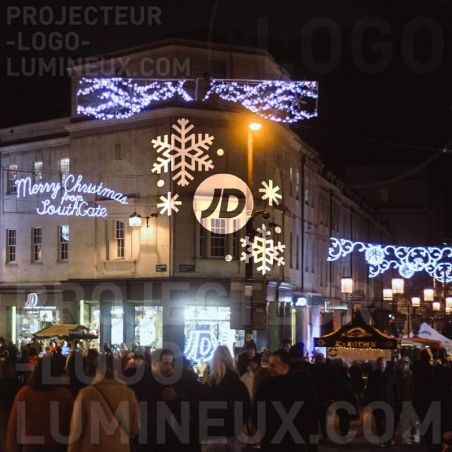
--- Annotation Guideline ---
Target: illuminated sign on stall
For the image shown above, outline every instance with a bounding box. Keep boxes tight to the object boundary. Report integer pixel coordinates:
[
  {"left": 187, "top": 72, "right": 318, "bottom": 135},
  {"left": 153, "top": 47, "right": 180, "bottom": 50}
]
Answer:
[{"left": 16, "top": 174, "right": 128, "bottom": 217}]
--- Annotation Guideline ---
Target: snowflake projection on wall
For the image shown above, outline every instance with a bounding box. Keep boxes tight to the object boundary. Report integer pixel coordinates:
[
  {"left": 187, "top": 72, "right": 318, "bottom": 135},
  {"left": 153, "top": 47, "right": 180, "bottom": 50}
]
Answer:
[
  {"left": 151, "top": 118, "right": 214, "bottom": 187},
  {"left": 204, "top": 80, "right": 318, "bottom": 123},
  {"left": 328, "top": 237, "right": 452, "bottom": 283},
  {"left": 157, "top": 192, "right": 182, "bottom": 216},
  {"left": 77, "top": 78, "right": 192, "bottom": 120},
  {"left": 77, "top": 78, "right": 318, "bottom": 124},
  {"left": 240, "top": 224, "right": 285, "bottom": 275},
  {"left": 259, "top": 180, "right": 282, "bottom": 206}
]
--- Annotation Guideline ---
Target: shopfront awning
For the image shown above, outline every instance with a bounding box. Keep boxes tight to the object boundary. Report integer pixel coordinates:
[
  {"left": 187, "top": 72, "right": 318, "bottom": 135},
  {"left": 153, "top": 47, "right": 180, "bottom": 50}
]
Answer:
[
  {"left": 34, "top": 324, "right": 98, "bottom": 340},
  {"left": 314, "top": 311, "right": 398, "bottom": 350}
]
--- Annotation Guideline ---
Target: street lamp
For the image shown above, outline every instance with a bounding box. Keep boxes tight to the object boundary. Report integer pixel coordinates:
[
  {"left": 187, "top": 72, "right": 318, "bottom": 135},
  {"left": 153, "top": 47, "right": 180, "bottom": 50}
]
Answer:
[
  {"left": 391, "top": 278, "right": 404, "bottom": 313},
  {"left": 129, "top": 212, "right": 142, "bottom": 227},
  {"left": 411, "top": 297, "right": 421, "bottom": 308},
  {"left": 424, "top": 288, "right": 434, "bottom": 302},
  {"left": 245, "top": 121, "right": 262, "bottom": 281},
  {"left": 341, "top": 277, "right": 353, "bottom": 319},
  {"left": 446, "top": 297, "right": 452, "bottom": 310},
  {"left": 433, "top": 302, "right": 441, "bottom": 312},
  {"left": 407, "top": 297, "right": 421, "bottom": 338}
]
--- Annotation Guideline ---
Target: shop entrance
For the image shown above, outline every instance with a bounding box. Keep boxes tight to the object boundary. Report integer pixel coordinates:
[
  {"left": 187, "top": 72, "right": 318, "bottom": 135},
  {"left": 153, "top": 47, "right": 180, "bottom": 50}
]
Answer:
[{"left": 15, "top": 307, "right": 58, "bottom": 345}]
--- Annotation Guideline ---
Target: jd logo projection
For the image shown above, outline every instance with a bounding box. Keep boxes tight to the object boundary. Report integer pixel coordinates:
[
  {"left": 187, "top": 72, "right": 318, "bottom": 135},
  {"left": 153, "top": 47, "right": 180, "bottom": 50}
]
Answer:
[{"left": 15, "top": 174, "right": 128, "bottom": 217}]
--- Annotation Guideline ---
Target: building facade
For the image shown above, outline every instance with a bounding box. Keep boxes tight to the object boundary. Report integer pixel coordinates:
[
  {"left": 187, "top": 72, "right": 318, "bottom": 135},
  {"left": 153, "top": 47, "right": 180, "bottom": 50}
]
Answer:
[{"left": 0, "top": 40, "right": 391, "bottom": 359}]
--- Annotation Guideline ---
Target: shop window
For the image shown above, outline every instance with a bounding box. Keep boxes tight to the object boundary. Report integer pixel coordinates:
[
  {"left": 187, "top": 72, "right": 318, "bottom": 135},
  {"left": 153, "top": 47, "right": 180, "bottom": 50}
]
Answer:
[
  {"left": 115, "top": 220, "right": 125, "bottom": 259},
  {"left": 111, "top": 306, "right": 124, "bottom": 345},
  {"left": 59, "top": 225, "right": 69, "bottom": 261},
  {"left": 16, "top": 306, "right": 58, "bottom": 344},
  {"left": 6, "top": 229, "right": 16, "bottom": 263},
  {"left": 31, "top": 227, "right": 42, "bottom": 262},
  {"left": 7, "top": 164, "right": 17, "bottom": 194},
  {"left": 33, "top": 161, "right": 43, "bottom": 183},
  {"left": 59, "top": 157, "right": 70, "bottom": 184},
  {"left": 210, "top": 218, "right": 226, "bottom": 257},
  {"left": 134, "top": 305, "right": 163, "bottom": 347}
]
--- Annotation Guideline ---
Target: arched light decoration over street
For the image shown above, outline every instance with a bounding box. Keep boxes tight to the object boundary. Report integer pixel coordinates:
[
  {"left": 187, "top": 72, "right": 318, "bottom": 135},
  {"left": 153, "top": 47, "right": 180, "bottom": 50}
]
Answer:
[
  {"left": 424, "top": 288, "right": 434, "bottom": 302},
  {"left": 411, "top": 297, "right": 421, "bottom": 308},
  {"left": 77, "top": 78, "right": 318, "bottom": 123},
  {"left": 327, "top": 237, "right": 452, "bottom": 284}
]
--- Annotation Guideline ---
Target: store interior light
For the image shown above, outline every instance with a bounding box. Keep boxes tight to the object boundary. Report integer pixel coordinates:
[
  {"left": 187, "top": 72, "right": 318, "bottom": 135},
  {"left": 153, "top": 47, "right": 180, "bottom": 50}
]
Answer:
[
  {"left": 392, "top": 278, "right": 404, "bottom": 294},
  {"left": 424, "top": 288, "right": 434, "bottom": 302},
  {"left": 411, "top": 297, "right": 421, "bottom": 308},
  {"left": 295, "top": 297, "right": 307, "bottom": 307},
  {"left": 383, "top": 288, "right": 393, "bottom": 301},
  {"left": 432, "top": 301, "right": 441, "bottom": 312}
]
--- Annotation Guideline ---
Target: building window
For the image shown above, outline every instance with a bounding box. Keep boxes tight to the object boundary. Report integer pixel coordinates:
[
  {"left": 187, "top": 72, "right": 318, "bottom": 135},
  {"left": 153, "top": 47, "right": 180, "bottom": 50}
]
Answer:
[
  {"left": 6, "top": 229, "right": 16, "bottom": 263},
  {"left": 7, "top": 164, "right": 17, "bottom": 194},
  {"left": 289, "top": 167, "right": 293, "bottom": 197},
  {"left": 115, "top": 220, "right": 125, "bottom": 259},
  {"left": 290, "top": 232, "right": 293, "bottom": 269},
  {"left": 199, "top": 222, "right": 206, "bottom": 258},
  {"left": 33, "top": 161, "right": 43, "bottom": 183},
  {"left": 210, "top": 219, "right": 226, "bottom": 257},
  {"left": 59, "top": 157, "right": 70, "bottom": 184},
  {"left": 32, "top": 227, "right": 42, "bottom": 262},
  {"left": 59, "top": 225, "right": 69, "bottom": 261},
  {"left": 296, "top": 170, "right": 300, "bottom": 200},
  {"left": 296, "top": 234, "right": 300, "bottom": 270},
  {"left": 231, "top": 219, "right": 240, "bottom": 258}
]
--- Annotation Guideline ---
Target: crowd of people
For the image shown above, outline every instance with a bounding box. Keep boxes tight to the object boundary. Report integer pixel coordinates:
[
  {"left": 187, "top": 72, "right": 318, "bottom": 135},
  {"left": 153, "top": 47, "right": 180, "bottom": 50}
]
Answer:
[{"left": 1, "top": 335, "right": 452, "bottom": 452}]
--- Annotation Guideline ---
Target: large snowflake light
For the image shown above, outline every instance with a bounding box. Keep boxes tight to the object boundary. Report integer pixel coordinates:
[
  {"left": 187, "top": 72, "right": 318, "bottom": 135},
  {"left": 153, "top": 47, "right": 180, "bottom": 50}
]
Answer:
[
  {"left": 76, "top": 78, "right": 318, "bottom": 124},
  {"left": 77, "top": 78, "right": 192, "bottom": 120},
  {"left": 259, "top": 180, "right": 282, "bottom": 206},
  {"left": 204, "top": 80, "right": 318, "bottom": 123},
  {"left": 151, "top": 118, "right": 214, "bottom": 187},
  {"left": 328, "top": 237, "right": 452, "bottom": 283},
  {"left": 241, "top": 224, "right": 285, "bottom": 275},
  {"left": 157, "top": 192, "right": 182, "bottom": 216}
]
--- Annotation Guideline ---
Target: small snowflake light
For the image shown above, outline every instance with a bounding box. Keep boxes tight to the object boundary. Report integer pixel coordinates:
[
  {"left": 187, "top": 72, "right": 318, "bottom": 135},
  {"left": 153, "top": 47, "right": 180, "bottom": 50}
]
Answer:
[
  {"left": 259, "top": 180, "right": 282, "bottom": 206},
  {"left": 157, "top": 192, "right": 182, "bottom": 216},
  {"left": 151, "top": 118, "right": 214, "bottom": 187},
  {"left": 240, "top": 223, "right": 285, "bottom": 275}
]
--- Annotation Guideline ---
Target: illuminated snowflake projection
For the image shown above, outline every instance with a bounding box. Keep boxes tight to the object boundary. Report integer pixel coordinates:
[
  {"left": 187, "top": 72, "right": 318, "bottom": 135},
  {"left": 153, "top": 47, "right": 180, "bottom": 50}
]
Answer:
[
  {"left": 204, "top": 80, "right": 318, "bottom": 123},
  {"left": 151, "top": 118, "right": 214, "bottom": 187},
  {"left": 328, "top": 237, "right": 452, "bottom": 283},
  {"left": 240, "top": 224, "right": 285, "bottom": 275},
  {"left": 157, "top": 192, "right": 182, "bottom": 216},
  {"left": 259, "top": 180, "right": 282, "bottom": 206},
  {"left": 77, "top": 78, "right": 192, "bottom": 120}
]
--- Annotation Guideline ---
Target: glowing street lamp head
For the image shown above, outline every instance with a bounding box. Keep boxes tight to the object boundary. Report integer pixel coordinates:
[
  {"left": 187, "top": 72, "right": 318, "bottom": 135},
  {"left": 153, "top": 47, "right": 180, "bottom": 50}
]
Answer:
[
  {"left": 411, "top": 297, "right": 421, "bottom": 308},
  {"left": 432, "top": 301, "right": 441, "bottom": 312},
  {"left": 383, "top": 289, "right": 393, "bottom": 301},
  {"left": 423, "top": 288, "right": 434, "bottom": 302},
  {"left": 341, "top": 277, "right": 353, "bottom": 294},
  {"left": 392, "top": 278, "right": 404, "bottom": 295},
  {"left": 249, "top": 122, "right": 262, "bottom": 131}
]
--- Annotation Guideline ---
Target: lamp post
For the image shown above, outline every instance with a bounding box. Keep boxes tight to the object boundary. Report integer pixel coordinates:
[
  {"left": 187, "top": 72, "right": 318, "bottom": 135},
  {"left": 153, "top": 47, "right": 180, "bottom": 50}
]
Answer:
[
  {"left": 245, "top": 121, "right": 262, "bottom": 281},
  {"left": 408, "top": 297, "right": 421, "bottom": 338},
  {"left": 341, "top": 277, "right": 353, "bottom": 320},
  {"left": 383, "top": 288, "right": 393, "bottom": 309}
]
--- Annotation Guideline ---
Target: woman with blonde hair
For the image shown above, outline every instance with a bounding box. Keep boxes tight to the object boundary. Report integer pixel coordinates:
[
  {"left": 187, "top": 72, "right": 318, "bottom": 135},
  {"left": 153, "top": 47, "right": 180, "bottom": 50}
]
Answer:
[{"left": 202, "top": 345, "right": 250, "bottom": 452}]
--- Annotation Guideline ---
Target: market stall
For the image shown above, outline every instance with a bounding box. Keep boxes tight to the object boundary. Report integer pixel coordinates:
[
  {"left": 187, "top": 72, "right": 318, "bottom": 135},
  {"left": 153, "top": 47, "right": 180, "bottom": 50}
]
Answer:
[
  {"left": 314, "top": 312, "right": 398, "bottom": 361},
  {"left": 34, "top": 324, "right": 98, "bottom": 341}
]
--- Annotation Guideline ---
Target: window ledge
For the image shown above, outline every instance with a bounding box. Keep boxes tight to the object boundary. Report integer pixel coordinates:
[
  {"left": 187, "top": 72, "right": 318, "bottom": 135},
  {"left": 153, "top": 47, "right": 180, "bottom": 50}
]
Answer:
[{"left": 5, "top": 262, "right": 17, "bottom": 266}]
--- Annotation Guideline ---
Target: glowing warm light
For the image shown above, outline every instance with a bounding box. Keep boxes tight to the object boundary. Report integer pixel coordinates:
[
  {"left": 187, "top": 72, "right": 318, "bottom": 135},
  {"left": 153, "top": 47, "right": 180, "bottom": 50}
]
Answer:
[
  {"left": 327, "top": 237, "right": 452, "bottom": 284},
  {"left": 249, "top": 122, "right": 262, "bottom": 131},
  {"left": 411, "top": 297, "right": 421, "bottom": 307},
  {"left": 424, "top": 289, "right": 434, "bottom": 302},
  {"left": 446, "top": 297, "right": 452, "bottom": 308},
  {"left": 383, "top": 289, "right": 393, "bottom": 300},
  {"left": 341, "top": 277, "right": 353, "bottom": 294},
  {"left": 128, "top": 212, "right": 142, "bottom": 227},
  {"left": 392, "top": 278, "right": 404, "bottom": 294},
  {"left": 433, "top": 302, "right": 441, "bottom": 311}
]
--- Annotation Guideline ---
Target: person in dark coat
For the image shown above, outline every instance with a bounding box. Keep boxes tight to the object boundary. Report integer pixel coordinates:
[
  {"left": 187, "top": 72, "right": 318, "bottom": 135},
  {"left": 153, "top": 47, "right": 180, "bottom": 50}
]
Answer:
[
  {"left": 253, "top": 349, "right": 318, "bottom": 451},
  {"left": 237, "top": 341, "right": 257, "bottom": 376},
  {"left": 201, "top": 345, "right": 250, "bottom": 451},
  {"left": 365, "top": 357, "right": 400, "bottom": 446}
]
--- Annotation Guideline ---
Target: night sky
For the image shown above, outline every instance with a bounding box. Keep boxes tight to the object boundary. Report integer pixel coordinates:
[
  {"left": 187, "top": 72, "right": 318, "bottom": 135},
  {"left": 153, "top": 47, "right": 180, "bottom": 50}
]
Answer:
[{"left": 2, "top": 0, "right": 452, "bottom": 237}]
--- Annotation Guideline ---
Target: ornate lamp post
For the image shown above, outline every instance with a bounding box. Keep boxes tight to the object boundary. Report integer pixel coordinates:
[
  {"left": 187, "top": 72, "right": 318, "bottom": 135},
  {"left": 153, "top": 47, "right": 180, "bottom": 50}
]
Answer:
[{"left": 341, "top": 277, "right": 353, "bottom": 320}]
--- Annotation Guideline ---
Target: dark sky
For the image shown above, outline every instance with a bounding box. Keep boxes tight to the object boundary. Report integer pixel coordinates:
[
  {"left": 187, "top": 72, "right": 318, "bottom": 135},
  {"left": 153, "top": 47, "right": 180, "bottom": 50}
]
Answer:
[{"left": 2, "top": 0, "right": 452, "bottom": 235}]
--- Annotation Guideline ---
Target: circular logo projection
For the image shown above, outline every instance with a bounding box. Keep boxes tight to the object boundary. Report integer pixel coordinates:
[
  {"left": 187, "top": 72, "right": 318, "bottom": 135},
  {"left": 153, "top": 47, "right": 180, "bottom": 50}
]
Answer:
[{"left": 193, "top": 174, "right": 253, "bottom": 233}]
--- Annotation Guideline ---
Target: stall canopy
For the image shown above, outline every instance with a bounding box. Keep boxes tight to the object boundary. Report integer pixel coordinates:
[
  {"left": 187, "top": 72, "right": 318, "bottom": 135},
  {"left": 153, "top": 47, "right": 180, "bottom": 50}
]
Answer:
[
  {"left": 314, "top": 311, "right": 398, "bottom": 350},
  {"left": 34, "top": 324, "right": 98, "bottom": 340},
  {"left": 401, "top": 336, "right": 443, "bottom": 349},
  {"left": 405, "top": 322, "right": 452, "bottom": 353}
]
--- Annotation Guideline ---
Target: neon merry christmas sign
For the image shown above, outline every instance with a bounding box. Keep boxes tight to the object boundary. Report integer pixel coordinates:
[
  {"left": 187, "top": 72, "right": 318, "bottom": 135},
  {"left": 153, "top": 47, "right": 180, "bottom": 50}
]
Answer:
[
  {"left": 328, "top": 237, "right": 452, "bottom": 284},
  {"left": 16, "top": 174, "right": 128, "bottom": 218}
]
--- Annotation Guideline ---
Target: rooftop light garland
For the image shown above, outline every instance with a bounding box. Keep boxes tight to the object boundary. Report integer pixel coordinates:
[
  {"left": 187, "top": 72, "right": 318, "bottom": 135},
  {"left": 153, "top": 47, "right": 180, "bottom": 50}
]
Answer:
[
  {"left": 203, "top": 80, "right": 318, "bottom": 123},
  {"left": 328, "top": 237, "right": 452, "bottom": 284},
  {"left": 76, "top": 78, "right": 192, "bottom": 120},
  {"left": 76, "top": 78, "right": 318, "bottom": 123}
]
